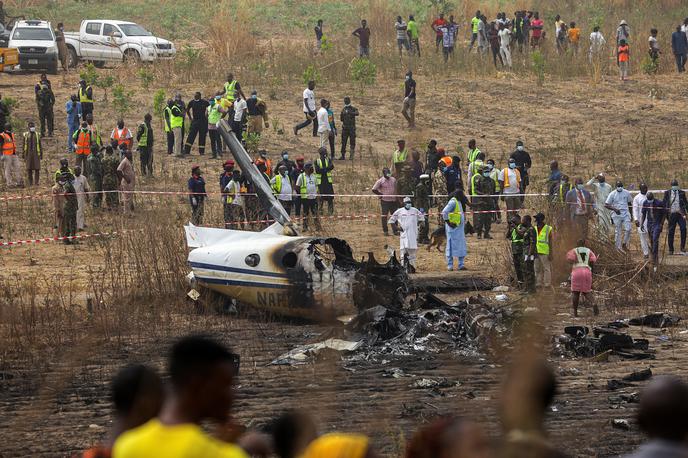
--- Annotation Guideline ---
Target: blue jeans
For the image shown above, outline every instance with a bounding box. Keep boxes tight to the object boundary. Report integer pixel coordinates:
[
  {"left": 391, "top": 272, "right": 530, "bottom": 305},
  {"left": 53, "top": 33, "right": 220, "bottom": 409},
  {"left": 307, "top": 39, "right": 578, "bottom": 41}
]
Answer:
[
  {"left": 447, "top": 256, "right": 465, "bottom": 269},
  {"left": 67, "top": 122, "right": 78, "bottom": 152}
]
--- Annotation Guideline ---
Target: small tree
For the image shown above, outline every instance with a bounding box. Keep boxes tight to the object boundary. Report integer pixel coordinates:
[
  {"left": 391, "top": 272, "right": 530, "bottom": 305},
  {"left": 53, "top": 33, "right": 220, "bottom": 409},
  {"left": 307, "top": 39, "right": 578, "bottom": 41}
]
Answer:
[
  {"left": 349, "top": 57, "right": 377, "bottom": 93},
  {"left": 137, "top": 67, "right": 155, "bottom": 90},
  {"left": 96, "top": 74, "right": 115, "bottom": 102},
  {"left": 79, "top": 63, "right": 98, "bottom": 86},
  {"left": 531, "top": 50, "right": 545, "bottom": 86},
  {"left": 242, "top": 131, "right": 261, "bottom": 155},
  {"left": 112, "top": 83, "right": 134, "bottom": 119},
  {"left": 302, "top": 64, "right": 321, "bottom": 85},
  {"left": 153, "top": 89, "right": 167, "bottom": 127}
]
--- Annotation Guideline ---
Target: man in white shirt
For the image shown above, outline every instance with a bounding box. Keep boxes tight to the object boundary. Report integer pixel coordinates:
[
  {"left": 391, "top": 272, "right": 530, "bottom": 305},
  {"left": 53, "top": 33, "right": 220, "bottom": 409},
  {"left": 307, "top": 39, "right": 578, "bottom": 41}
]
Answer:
[
  {"left": 293, "top": 80, "right": 317, "bottom": 137},
  {"left": 223, "top": 169, "right": 244, "bottom": 229},
  {"left": 271, "top": 165, "right": 293, "bottom": 215},
  {"left": 388, "top": 197, "right": 425, "bottom": 272},
  {"left": 605, "top": 180, "right": 633, "bottom": 251},
  {"left": 395, "top": 16, "right": 409, "bottom": 56},
  {"left": 632, "top": 183, "right": 650, "bottom": 258},
  {"left": 498, "top": 158, "right": 521, "bottom": 218},
  {"left": 498, "top": 23, "right": 512, "bottom": 67},
  {"left": 72, "top": 165, "right": 90, "bottom": 230},
  {"left": 316, "top": 99, "right": 331, "bottom": 149},
  {"left": 295, "top": 162, "right": 321, "bottom": 231},
  {"left": 587, "top": 174, "right": 612, "bottom": 235},
  {"left": 589, "top": 26, "right": 606, "bottom": 61},
  {"left": 231, "top": 92, "right": 247, "bottom": 140}
]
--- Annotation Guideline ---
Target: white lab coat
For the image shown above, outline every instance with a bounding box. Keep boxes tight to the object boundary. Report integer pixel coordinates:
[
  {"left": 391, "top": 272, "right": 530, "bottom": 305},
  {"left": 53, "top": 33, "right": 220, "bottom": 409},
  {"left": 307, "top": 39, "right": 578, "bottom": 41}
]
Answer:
[
  {"left": 388, "top": 206, "right": 425, "bottom": 250},
  {"left": 73, "top": 174, "right": 90, "bottom": 229}
]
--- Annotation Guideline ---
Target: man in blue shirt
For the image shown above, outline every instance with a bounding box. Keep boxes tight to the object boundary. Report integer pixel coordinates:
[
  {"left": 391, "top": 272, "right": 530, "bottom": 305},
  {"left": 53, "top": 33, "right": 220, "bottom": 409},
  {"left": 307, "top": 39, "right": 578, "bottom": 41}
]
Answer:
[
  {"left": 444, "top": 156, "right": 463, "bottom": 193},
  {"left": 671, "top": 25, "right": 688, "bottom": 72},
  {"left": 188, "top": 165, "right": 207, "bottom": 226},
  {"left": 641, "top": 191, "right": 666, "bottom": 265},
  {"left": 66, "top": 94, "right": 81, "bottom": 153}
]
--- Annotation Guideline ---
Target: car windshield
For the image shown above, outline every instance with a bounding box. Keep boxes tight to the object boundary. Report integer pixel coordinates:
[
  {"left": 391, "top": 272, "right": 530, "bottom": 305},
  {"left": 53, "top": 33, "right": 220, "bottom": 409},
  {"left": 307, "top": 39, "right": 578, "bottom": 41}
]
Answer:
[
  {"left": 118, "top": 24, "right": 151, "bottom": 37},
  {"left": 12, "top": 27, "right": 54, "bottom": 41}
]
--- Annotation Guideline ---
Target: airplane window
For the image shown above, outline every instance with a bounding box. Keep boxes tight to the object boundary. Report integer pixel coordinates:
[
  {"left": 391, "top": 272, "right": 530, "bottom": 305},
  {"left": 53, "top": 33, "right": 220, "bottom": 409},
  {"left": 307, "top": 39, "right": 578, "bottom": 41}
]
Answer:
[
  {"left": 245, "top": 254, "right": 260, "bottom": 267},
  {"left": 282, "top": 252, "right": 297, "bottom": 268}
]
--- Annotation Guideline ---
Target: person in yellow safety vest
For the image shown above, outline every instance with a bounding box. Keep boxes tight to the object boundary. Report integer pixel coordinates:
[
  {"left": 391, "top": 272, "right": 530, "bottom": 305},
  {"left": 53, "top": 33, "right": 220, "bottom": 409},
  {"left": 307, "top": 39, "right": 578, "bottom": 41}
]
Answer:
[
  {"left": 392, "top": 139, "right": 409, "bottom": 176},
  {"left": 72, "top": 121, "right": 92, "bottom": 174},
  {"left": 315, "top": 147, "right": 335, "bottom": 215},
  {"left": 467, "top": 151, "right": 485, "bottom": 182},
  {"left": 468, "top": 10, "right": 482, "bottom": 51},
  {"left": 296, "top": 162, "right": 321, "bottom": 231},
  {"left": 170, "top": 98, "right": 185, "bottom": 158},
  {"left": 222, "top": 73, "right": 245, "bottom": 107},
  {"left": 84, "top": 113, "right": 102, "bottom": 149},
  {"left": 136, "top": 113, "right": 154, "bottom": 176},
  {"left": 270, "top": 165, "right": 293, "bottom": 215},
  {"left": 1, "top": 123, "right": 21, "bottom": 187},
  {"left": 556, "top": 175, "right": 573, "bottom": 203},
  {"left": 466, "top": 138, "right": 481, "bottom": 165},
  {"left": 163, "top": 99, "right": 174, "bottom": 155},
  {"left": 486, "top": 159, "right": 501, "bottom": 223},
  {"left": 442, "top": 189, "right": 468, "bottom": 271},
  {"left": 506, "top": 214, "right": 524, "bottom": 287},
  {"left": 78, "top": 79, "right": 94, "bottom": 120},
  {"left": 534, "top": 212, "right": 553, "bottom": 288},
  {"left": 23, "top": 121, "right": 42, "bottom": 186}
]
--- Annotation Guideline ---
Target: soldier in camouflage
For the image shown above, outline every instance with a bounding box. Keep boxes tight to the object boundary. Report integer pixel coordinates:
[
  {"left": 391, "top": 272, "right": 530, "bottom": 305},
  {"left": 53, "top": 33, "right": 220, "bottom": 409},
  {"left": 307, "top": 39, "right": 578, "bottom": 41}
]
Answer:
[
  {"left": 414, "top": 173, "right": 432, "bottom": 243},
  {"left": 88, "top": 145, "right": 104, "bottom": 208},
  {"left": 101, "top": 145, "right": 120, "bottom": 210}
]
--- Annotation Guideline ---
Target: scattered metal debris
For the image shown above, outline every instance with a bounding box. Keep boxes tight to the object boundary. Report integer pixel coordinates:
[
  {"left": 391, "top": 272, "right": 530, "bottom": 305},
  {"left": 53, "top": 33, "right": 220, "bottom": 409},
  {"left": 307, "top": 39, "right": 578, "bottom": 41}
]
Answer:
[
  {"left": 612, "top": 419, "right": 631, "bottom": 431},
  {"left": 270, "top": 338, "right": 362, "bottom": 365},
  {"left": 629, "top": 313, "right": 681, "bottom": 328},
  {"left": 553, "top": 326, "right": 655, "bottom": 360}
]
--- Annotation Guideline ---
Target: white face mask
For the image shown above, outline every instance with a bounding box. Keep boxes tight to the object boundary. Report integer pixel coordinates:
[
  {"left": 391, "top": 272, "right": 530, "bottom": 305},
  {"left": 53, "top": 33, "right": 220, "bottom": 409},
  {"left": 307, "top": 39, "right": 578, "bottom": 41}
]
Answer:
[
  {"left": 617, "top": 187, "right": 623, "bottom": 192},
  {"left": 517, "top": 145, "right": 524, "bottom": 151},
  {"left": 508, "top": 162, "right": 516, "bottom": 169},
  {"left": 404, "top": 203, "right": 412, "bottom": 210},
  {"left": 29, "top": 127, "right": 36, "bottom": 132}
]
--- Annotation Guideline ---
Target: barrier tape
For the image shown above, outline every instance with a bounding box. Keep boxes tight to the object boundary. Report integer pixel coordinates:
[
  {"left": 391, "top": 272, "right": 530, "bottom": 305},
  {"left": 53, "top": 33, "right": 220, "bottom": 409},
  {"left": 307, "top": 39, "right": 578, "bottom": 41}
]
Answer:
[{"left": 0, "top": 230, "right": 131, "bottom": 247}]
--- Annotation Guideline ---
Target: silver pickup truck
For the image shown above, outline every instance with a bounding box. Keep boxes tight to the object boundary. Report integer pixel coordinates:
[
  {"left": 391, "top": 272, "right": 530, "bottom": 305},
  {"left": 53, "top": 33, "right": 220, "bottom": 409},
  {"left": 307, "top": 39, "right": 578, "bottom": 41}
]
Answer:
[{"left": 64, "top": 19, "right": 176, "bottom": 67}]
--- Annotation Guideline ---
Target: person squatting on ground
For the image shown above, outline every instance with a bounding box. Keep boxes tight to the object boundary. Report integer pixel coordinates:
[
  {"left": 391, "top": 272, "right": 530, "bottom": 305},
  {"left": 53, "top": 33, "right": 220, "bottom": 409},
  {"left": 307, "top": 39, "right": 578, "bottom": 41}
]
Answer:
[
  {"left": 566, "top": 239, "right": 598, "bottom": 317},
  {"left": 388, "top": 197, "right": 425, "bottom": 273}
]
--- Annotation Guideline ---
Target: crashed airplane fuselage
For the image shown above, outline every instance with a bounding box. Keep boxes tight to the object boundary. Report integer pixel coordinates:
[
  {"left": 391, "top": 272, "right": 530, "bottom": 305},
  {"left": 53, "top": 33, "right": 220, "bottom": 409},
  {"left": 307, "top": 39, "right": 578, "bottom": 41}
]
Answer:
[{"left": 184, "top": 122, "right": 407, "bottom": 319}]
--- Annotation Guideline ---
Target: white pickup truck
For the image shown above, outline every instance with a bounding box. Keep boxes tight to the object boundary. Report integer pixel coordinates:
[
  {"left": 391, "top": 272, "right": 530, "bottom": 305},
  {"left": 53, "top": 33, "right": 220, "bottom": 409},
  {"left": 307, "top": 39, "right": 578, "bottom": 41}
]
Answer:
[{"left": 64, "top": 19, "right": 176, "bottom": 67}]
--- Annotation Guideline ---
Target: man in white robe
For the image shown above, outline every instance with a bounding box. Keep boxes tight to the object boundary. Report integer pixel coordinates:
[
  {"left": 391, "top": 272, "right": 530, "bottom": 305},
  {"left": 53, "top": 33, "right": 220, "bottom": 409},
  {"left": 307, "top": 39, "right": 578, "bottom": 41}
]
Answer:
[{"left": 388, "top": 197, "right": 425, "bottom": 272}]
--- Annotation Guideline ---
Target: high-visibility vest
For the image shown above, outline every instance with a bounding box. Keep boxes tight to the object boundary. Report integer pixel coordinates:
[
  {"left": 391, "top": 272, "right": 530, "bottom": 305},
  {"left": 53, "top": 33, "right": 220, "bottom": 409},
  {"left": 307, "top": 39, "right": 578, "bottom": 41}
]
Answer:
[
  {"left": 439, "top": 156, "right": 452, "bottom": 167},
  {"left": 89, "top": 124, "right": 102, "bottom": 147},
  {"left": 536, "top": 224, "right": 552, "bottom": 255},
  {"left": 393, "top": 148, "right": 408, "bottom": 164},
  {"left": 113, "top": 127, "right": 132, "bottom": 149},
  {"left": 163, "top": 106, "right": 173, "bottom": 132},
  {"left": 573, "top": 246, "right": 592, "bottom": 269},
  {"left": 207, "top": 103, "right": 222, "bottom": 124},
  {"left": 225, "top": 180, "right": 239, "bottom": 204},
  {"left": 471, "top": 17, "right": 480, "bottom": 33},
  {"left": 315, "top": 157, "right": 332, "bottom": 185},
  {"left": 224, "top": 80, "right": 238, "bottom": 102},
  {"left": 74, "top": 129, "right": 92, "bottom": 155},
  {"left": 448, "top": 197, "right": 462, "bottom": 224},
  {"left": 1, "top": 132, "right": 16, "bottom": 155},
  {"left": 558, "top": 182, "right": 572, "bottom": 203},
  {"left": 272, "top": 174, "right": 291, "bottom": 194},
  {"left": 170, "top": 106, "right": 184, "bottom": 129},
  {"left": 137, "top": 123, "right": 149, "bottom": 148},
  {"left": 23, "top": 131, "right": 41, "bottom": 156},
  {"left": 467, "top": 147, "right": 481, "bottom": 163},
  {"left": 299, "top": 172, "right": 315, "bottom": 198},
  {"left": 470, "top": 173, "right": 480, "bottom": 195},
  {"left": 511, "top": 225, "right": 524, "bottom": 244},
  {"left": 502, "top": 167, "right": 521, "bottom": 188},
  {"left": 79, "top": 86, "right": 93, "bottom": 103}
]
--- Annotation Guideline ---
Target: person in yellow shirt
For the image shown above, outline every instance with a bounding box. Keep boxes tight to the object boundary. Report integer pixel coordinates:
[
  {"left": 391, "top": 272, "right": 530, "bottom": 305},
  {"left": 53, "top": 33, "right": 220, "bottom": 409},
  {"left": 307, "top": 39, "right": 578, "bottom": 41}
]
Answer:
[
  {"left": 113, "top": 336, "right": 267, "bottom": 458},
  {"left": 567, "top": 21, "right": 581, "bottom": 54}
]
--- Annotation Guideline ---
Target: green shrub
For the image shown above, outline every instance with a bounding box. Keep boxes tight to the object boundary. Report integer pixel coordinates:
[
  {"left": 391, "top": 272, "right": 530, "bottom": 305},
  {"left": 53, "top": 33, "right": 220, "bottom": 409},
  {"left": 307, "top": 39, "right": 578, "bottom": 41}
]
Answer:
[
  {"left": 532, "top": 51, "right": 545, "bottom": 86},
  {"left": 302, "top": 64, "right": 321, "bottom": 85},
  {"left": 242, "top": 131, "right": 261, "bottom": 155},
  {"left": 137, "top": 67, "right": 155, "bottom": 90},
  {"left": 153, "top": 89, "right": 167, "bottom": 118},
  {"left": 95, "top": 74, "right": 115, "bottom": 102},
  {"left": 112, "top": 83, "right": 134, "bottom": 119},
  {"left": 349, "top": 57, "right": 377, "bottom": 87},
  {"left": 79, "top": 63, "right": 98, "bottom": 86}
]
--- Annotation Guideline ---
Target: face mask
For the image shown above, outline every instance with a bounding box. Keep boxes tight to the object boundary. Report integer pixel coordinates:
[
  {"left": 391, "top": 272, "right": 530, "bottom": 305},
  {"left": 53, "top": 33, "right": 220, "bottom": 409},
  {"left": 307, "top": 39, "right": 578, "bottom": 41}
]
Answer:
[
  {"left": 517, "top": 145, "right": 524, "bottom": 151},
  {"left": 29, "top": 127, "right": 35, "bottom": 132},
  {"left": 617, "top": 187, "right": 623, "bottom": 192},
  {"left": 483, "top": 172, "right": 490, "bottom": 177},
  {"left": 405, "top": 203, "right": 412, "bottom": 210},
  {"left": 576, "top": 184, "right": 584, "bottom": 190},
  {"left": 383, "top": 172, "right": 390, "bottom": 178},
  {"left": 647, "top": 198, "right": 654, "bottom": 202},
  {"left": 282, "top": 154, "right": 289, "bottom": 160},
  {"left": 508, "top": 162, "right": 516, "bottom": 169},
  {"left": 672, "top": 185, "right": 680, "bottom": 191},
  {"left": 406, "top": 75, "right": 411, "bottom": 80},
  {"left": 487, "top": 163, "right": 494, "bottom": 170},
  {"left": 251, "top": 95, "right": 257, "bottom": 100},
  {"left": 281, "top": 171, "right": 287, "bottom": 177}
]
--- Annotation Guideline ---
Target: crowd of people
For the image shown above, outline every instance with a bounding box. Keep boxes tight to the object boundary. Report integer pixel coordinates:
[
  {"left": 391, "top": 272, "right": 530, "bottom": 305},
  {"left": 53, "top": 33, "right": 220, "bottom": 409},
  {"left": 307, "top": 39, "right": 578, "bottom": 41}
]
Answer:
[{"left": 74, "top": 334, "right": 688, "bottom": 458}]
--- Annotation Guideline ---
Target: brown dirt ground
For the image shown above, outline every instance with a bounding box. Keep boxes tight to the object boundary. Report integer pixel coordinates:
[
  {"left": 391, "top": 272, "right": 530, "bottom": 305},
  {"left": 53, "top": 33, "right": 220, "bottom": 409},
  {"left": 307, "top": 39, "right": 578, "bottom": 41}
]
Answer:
[{"left": 2, "top": 66, "right": 688, "bottom": 457}]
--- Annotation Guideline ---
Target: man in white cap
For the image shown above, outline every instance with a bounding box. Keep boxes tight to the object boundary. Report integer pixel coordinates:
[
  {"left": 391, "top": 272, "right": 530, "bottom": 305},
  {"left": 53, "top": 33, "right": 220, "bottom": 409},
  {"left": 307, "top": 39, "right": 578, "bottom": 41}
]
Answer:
[{"left": 388, "top": 196, "right": 425, "bottom": 272}]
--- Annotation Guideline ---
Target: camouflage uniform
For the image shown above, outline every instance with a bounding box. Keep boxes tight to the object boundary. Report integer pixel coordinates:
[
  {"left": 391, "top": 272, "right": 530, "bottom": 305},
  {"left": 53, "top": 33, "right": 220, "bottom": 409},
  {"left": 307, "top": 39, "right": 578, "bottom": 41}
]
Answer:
[
  {"left": 471, "top": 173, "right": 496, "bottom": 238},
  {"left": 414, "top": 179, "right": 431, "bottom": 242},
  {"left": 102, "top": 151, "right": 120, "bottom": 210},
  {"left": 87, "top": 149, "right": 103, "bottom": 208},
  {"left": 396, "top": 165, "right": 415, "bottom": 200},
  {"left": 432, "top": 168, "right": 447, "bottom": 225},
  {"left": 35, "top": 82, "right": 55, "bottom": 137},
  {"left": 62, "top": 179, "right": 78, "bottom": 242}
]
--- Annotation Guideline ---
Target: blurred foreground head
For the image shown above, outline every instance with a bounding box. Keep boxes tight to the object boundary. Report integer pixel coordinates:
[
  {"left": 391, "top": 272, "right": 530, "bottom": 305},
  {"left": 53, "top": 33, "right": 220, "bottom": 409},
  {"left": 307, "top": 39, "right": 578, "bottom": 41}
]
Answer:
[
  {"left": 110, "top": 364, "right": 164, "bottom": 443},
  {"left": 638, "top": 376, "right": 688, "bottom": 442},
  {"left": 302, "top": 433, "right": 377, "bottom": 458},
  {"left": 267, "top": 410, "right": 318, "bottom": 458},
  {"left": 405, "top": 416, "right": 491, "bottom": 458}
]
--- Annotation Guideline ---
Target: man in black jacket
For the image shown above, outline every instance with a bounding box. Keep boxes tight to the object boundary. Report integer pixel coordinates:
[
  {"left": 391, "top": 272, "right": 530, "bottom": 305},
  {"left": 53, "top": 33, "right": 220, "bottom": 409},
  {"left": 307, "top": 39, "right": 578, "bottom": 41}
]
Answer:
[
  {"left": 339, "top": 96, "right": 358, "bottom": 160},
  {"left": 663, "top": 179, "right": 688, "bottom": 255},
  {"left": 509, "top": 140, "right": 532, "bottom": 205}
]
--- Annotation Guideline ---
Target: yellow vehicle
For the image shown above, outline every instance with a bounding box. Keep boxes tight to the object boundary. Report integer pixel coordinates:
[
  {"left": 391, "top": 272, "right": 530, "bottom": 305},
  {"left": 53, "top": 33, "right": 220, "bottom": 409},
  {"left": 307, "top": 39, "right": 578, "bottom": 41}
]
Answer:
[{"left": 0, "top": 47, "right": 18, "bottom": 71}]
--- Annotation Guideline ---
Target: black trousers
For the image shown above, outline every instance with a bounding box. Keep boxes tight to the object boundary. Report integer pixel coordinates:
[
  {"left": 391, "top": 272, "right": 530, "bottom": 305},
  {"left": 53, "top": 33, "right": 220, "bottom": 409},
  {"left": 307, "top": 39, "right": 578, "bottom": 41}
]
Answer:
[
  {"left": 38, "top": 105, "right": 54, "bottom": 135},
  {"left": 341, "top": 128, "right": 356, "bottom": 159},
  {"left": 381, "top": 200, "right": 399, "bottom": 234},
  {"left": 209, "top": 129, "right": 222, "bottom": 157},
  {"left": 667, "top": 212, "right": 687, "bottom": 252},
  {"left": 295, "top": 112, "right": 318, "bottom": 136},
  {"left": 184, "top": 121, "right": 207, "bottom": 155},
  {"left": 166, "top": 131, "right": 174, "bottom": 154},
  {"left": 279, "top": 199, "right": 292, "bottom": 215},
  {"left": 293, "top": 195, "right": 302, "bottom": 216},
  {"left": 231, "top": 119, "right": 245, "bottom": 142},
  {"left": 139, "top": 146, "right": 153, "bottom": 176},
  {"left": 302, "top": 198, "right": 320, "bottom": 230},
  {"left": 81, "top": 102, "right": 93, "bottom": 121}
]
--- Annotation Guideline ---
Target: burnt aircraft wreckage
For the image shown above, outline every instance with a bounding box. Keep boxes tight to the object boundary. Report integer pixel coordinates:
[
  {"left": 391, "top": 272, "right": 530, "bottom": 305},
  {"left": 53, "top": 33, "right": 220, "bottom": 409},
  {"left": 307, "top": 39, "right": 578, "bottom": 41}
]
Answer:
[{"left": 185, "top": 120, "right": 492, "bottom": 319}]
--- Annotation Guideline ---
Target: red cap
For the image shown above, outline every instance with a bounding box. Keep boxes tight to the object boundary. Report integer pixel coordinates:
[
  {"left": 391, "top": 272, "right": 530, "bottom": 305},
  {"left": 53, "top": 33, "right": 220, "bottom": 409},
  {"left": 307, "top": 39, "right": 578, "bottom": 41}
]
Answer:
[
  {"left": 438, "top": 147, "right": 445, "bottom": 153},
  {"left": 296, "top": 155, "right": 305, "bottom": 161},
  {"left": 223, "top": 160, "right": 235, "bottom": 167}
]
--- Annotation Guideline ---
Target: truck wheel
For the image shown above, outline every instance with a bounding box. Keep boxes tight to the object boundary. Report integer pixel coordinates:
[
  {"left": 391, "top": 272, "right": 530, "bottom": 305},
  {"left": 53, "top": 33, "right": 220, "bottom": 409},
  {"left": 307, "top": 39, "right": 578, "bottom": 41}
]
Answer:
[
  {"left": 67, "top": 47, "right": 78, "bottom": 68},
  {"left": 123, "top": 49, "right": 140, "bottom": 64},
  {"left": 93, "top": 61, "right": 105, "bottom": 68}
]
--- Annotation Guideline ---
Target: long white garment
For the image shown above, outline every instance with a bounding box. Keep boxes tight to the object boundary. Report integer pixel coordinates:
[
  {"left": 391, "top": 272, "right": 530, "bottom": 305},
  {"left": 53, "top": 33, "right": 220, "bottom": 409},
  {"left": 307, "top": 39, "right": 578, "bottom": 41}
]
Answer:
[
  {"left": 73, "top": 174, "right": 90, "bottom": 229},
  {"left": 633, "top": 193, "right": 650, "bottom": 256},
  {"left": 587, "top": 179, "right": 612, "bottom": 233},
  {"left": 388, "top": 206, "right": 425, "bottom": 250}
]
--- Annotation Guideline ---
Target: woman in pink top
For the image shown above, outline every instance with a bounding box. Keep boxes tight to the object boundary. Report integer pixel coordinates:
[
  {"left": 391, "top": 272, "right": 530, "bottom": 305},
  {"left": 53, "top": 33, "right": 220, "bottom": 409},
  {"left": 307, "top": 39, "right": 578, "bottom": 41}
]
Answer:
[{"left": 566, "top": 239, "right": 598, "bottom": 317}]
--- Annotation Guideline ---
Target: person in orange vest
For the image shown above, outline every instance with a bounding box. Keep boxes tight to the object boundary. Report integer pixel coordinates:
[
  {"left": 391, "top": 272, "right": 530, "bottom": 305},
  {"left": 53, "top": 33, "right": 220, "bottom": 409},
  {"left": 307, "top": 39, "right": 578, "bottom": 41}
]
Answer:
[
  {"left": 618, "top": 38, "right": 630, "bottom": 81},
  {"left": 0, "top": 123, "right": 22, "bottom": 187},
  {"left": 110, "top": 120, "right": 133, "bottom": 151},
  {"left": 72, "top": 121, "right": 92, "bottom": 176}
]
